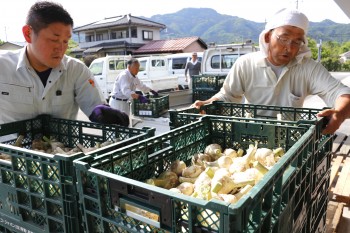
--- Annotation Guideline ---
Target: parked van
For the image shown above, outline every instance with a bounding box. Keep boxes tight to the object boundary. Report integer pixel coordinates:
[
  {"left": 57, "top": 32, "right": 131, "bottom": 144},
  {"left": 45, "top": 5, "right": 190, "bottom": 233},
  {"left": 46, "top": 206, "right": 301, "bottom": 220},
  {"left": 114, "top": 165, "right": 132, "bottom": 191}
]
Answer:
[
  {"left": 89, "top": 55, "right": 131, "bottom": 100},
  {"left": 89, "top": 55, "right": 179, "bottom": 100},
  {"left": 201, "top": 41, "right": 258, "bottom": 75},
  {"left": 138, "top": 56, "right": 178, "bottom": 92},
  {"left": 167, "top": 52, "right": 203, "bottom": 89}
]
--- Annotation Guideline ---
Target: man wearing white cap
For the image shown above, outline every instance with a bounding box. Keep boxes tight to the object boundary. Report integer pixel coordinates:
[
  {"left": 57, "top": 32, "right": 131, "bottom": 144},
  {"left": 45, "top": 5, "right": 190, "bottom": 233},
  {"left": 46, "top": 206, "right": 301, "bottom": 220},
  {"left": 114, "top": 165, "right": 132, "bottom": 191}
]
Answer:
[{"left": 192, "top": 8, "right": 350, "bottom": 134}]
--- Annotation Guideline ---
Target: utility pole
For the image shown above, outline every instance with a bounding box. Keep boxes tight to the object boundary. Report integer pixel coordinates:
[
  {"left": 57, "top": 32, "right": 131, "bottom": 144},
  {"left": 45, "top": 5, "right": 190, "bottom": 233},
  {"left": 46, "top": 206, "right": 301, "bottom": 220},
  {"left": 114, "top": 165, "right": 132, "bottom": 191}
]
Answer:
[{"left": 296, "top": 0, "right": 299, "bottom": 9}]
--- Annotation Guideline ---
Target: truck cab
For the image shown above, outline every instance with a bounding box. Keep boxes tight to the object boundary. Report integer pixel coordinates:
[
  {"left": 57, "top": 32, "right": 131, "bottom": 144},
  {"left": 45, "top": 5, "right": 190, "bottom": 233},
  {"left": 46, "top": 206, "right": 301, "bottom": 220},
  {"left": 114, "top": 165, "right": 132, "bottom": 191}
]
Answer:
[{"left": 201, "top": 41, "right": 258, "bottom": 75}]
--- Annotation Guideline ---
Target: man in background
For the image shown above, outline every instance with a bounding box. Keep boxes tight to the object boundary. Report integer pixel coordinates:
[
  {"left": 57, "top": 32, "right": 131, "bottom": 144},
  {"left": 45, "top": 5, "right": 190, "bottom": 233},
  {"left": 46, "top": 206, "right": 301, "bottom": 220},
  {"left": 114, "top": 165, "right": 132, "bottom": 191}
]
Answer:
[{"left": 185, "top": 52, "right": 201, "bottom": 89}]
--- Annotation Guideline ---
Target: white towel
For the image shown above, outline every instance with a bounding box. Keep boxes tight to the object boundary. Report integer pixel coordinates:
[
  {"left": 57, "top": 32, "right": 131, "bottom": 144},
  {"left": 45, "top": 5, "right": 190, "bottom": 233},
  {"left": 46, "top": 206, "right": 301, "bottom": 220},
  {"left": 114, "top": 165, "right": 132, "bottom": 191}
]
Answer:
[{"left": 259, "top": 8, "right": 312, "bottom": 63}]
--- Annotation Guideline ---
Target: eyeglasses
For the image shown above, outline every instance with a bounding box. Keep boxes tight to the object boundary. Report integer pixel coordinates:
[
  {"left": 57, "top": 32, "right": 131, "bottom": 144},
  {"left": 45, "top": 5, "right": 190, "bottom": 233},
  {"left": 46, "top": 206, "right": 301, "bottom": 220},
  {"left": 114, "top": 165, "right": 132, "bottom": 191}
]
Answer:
[{"left": 275, "top": 34, "right": 305, "bottom": 49}]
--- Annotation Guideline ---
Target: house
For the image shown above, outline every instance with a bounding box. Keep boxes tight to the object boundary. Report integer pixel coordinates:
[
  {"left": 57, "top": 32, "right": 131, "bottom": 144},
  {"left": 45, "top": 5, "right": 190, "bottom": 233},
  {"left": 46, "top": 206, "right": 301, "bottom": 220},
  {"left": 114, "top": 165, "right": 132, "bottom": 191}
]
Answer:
[
  {"left": 72, "top": 14, "right": 166, "bottom": 58},
  {"left": 0, "top": 41, "right": 26, "bottom": 50},
  {"left": 339, "top": 51, "right": 350, "bottom": 63},
  {"left": 132, "top": 36, "right": 208, "bottom": 56}
]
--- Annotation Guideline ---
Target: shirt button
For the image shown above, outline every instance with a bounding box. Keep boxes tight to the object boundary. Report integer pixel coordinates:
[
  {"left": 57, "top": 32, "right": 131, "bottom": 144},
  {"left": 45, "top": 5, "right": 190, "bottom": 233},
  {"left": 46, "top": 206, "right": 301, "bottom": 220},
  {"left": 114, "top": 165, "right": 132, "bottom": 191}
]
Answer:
[{"left": 42, "top": 97, "right": 45, "bottom": 100}]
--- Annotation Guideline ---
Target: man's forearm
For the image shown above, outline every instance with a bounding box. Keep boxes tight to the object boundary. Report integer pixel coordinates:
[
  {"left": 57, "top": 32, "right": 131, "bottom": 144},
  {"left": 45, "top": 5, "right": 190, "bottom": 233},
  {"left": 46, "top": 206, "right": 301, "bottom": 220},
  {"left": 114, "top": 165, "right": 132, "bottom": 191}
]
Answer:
[{"left": 335, "top": 94, "right": 350, "bottom": 119}]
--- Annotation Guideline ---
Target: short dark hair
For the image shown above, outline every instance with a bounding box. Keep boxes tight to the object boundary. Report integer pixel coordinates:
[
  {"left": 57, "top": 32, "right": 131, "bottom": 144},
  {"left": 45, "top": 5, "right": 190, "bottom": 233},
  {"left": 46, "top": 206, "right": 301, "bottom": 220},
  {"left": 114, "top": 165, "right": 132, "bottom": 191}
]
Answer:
[
  {"left": 26, "top": 1, "right": 74, "bottom": 34},
  {"left": 127, "top": 58, "right": 139, "bottom": 66}
]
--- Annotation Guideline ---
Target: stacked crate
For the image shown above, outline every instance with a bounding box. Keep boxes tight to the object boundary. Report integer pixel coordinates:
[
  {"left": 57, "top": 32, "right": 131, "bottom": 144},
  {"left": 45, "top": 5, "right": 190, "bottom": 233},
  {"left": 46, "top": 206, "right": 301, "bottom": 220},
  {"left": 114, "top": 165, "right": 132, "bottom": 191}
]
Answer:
[
  {"left": 192, "top": 74, "right": 226, "bottom": 102},
  {"left": 73, "top": 116, "right": 320, "bottom": 232},
  {"left": 0, "top": 115, "right": 154, "bottom": 233}
]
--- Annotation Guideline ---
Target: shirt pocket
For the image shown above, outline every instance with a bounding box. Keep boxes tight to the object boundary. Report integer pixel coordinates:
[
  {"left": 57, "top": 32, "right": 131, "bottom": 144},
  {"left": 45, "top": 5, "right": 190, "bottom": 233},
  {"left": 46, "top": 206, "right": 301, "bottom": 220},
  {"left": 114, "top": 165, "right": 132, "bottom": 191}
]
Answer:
[
  {"left": 289, "top": 93, "right": 304, "bottom": 108},
  {"left": 51, "top": 90, "right": 75, "bottom": 116},
  {"left": 0, "top": 83, "right": 34, "bottom": 122}
]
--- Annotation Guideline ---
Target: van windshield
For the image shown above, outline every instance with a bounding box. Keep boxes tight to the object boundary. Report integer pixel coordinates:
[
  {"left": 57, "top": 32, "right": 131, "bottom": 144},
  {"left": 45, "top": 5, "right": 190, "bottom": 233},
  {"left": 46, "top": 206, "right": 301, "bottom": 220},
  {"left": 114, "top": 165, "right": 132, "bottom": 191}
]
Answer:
[{"left": 89, "top": 61, "right": 103, "bottom": 75}]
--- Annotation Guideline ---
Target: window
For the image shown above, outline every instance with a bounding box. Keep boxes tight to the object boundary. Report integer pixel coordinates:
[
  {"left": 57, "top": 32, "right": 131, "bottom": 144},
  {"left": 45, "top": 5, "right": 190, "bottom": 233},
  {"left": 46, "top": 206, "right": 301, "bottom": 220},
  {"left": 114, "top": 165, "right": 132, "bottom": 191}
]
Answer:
[
  {"left": 85, "top": 35, "right": 94, "bottom": 42},
  {"left": 172, "top": 58, "right": 188, "bottom": 69},
  {"left": 96, "top": 34, "right": 103, "bottom": 41},
  {"left": 151, "top": 59, "right": 165, "bottom": 67},
  {"left": 139, "top": 60, "right": 146, "bottom": 71},
  {"left": 89, "top": 61, "right": 103, "bottom": 75},
  {"left": 131, "top": 28, "right": 137, "bottom": 38},
  {"left": 108, "top": 60, "right": 127, "bottom": 71},
  {"left": 111, "top": 30, "right": 127, "bottom": 39},
  {"left": 143, "top": 30, "right": 153, "bottom": 40},
  {"left": 210, "top": 54, "right": 240, "bottom": 69}
]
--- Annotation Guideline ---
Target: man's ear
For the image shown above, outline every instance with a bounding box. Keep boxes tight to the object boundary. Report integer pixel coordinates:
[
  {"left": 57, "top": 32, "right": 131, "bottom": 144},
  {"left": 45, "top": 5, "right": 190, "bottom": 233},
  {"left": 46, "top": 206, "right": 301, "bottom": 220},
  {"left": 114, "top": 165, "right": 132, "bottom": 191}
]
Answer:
[
  {"left": 22, "top": 25, "right": 32, "bottom": 43},
  {"left": 264, "top": 31, "right": 271, "bottom": 43}
]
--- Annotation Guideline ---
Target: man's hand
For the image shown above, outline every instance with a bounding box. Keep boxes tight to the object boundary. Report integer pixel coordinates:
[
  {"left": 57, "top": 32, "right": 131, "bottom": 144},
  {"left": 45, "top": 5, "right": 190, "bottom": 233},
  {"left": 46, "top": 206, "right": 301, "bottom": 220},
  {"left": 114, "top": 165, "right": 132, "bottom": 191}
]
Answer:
[
  {"left": 89, "top": 104, "right": 129, "bottom": 127},
  {"left": 190, "top": 100, "right": 206, "bottom": 109},
  {"left": 317, "top": 109, "right": 345, "bottom": 134},
  {"left": 138, "top": 95, "right": 149, "bottom": 103},
  {"left": 150, "top": 90, "right": 159, "bottom": 97}
]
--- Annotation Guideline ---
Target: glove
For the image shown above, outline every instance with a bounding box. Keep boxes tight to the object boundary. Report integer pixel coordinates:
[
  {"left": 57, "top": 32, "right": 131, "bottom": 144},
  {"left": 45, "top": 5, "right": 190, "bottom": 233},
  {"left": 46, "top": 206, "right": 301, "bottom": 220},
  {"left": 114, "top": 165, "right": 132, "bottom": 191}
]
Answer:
[
  {"left": 89, "top": 104, "right": 129, "bottom": 127},
  {"left": 150, "top": 90, "right": 159, "bottom": 97},
  {"left": 138, "top": 95, "right": 149, "bottom": 103}
]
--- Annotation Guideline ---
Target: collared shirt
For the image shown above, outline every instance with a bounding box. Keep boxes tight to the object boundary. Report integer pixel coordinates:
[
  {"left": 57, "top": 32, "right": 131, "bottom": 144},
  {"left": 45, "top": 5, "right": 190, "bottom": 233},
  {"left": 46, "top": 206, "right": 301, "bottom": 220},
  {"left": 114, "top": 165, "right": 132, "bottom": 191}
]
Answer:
[
  {"left": 213, "top": 51, "right": 350, "bottom": 116},
  {"left": 0, "top": 47, "right": 105, "bottom": 124},
  {"left": 110, "top": 69, "right": 151, "bottom": 99}
]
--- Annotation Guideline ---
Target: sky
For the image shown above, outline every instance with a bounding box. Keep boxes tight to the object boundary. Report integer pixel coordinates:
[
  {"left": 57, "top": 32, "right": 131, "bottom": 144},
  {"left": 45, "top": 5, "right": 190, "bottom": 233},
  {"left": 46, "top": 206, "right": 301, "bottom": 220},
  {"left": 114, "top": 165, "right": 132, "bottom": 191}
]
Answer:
[{"left": 1, "top": 0, "right": 349, "bottom": 42}]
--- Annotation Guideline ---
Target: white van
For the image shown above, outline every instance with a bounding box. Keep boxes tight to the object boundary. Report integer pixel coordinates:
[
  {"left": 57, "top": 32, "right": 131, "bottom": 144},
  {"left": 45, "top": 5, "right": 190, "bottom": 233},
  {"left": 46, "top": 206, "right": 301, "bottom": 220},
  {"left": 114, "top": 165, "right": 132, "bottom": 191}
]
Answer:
[
  {"left": 166, "top": 52, "right": 203, "bottom": 89},
  {"left": 134, "top": 56, "right": 178, "bottom": 92},
  {"left": 89, "top": 55, "right": 179, "bottom": 100},
  {"left": 89, "top": 55, "right": 131, "bottom": 100},
  {"left": 201, "top": 41, "right": 258, "bottom": 75}
]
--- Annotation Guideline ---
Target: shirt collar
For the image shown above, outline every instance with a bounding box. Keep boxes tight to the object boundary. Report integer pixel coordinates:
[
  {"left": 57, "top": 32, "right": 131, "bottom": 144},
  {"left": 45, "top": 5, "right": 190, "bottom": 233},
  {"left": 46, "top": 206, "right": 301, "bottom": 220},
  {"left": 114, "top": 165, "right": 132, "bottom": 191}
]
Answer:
[{"left": 17, "top": 46, "right": 67, "bottom": 72}]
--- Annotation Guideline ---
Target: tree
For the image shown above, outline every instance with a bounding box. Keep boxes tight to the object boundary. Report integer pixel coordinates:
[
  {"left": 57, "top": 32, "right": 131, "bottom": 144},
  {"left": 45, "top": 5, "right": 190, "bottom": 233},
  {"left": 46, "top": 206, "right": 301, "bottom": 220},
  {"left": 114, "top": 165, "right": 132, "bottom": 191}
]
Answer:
[{"left": 65, "top": 39, "right": 78, "bottom": 56}]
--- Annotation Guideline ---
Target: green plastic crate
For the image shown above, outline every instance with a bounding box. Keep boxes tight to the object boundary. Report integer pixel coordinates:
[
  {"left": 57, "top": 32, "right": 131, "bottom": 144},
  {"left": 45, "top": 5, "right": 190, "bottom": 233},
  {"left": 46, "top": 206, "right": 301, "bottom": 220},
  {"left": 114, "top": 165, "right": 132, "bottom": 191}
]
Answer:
[
  {"left": 192, "top": 89, "right": 218, "bottom": 102},
  {"left": 0, "top": 115, "right": 155, "bottom": 233},
  {"left": 133, "top": 94, "right": 169, "bottom": 118},
  {"left": 307, "top": 172, "right": 330, "bottom": 233},
  {"left": 74, "top": 116, "right": 315, "bottom": 233},
  {"left": 192, "top": 74, "right": 226, "bottom": 91},
  {"left": 169, "top": 102, "right": 333, "bottom": 196}
]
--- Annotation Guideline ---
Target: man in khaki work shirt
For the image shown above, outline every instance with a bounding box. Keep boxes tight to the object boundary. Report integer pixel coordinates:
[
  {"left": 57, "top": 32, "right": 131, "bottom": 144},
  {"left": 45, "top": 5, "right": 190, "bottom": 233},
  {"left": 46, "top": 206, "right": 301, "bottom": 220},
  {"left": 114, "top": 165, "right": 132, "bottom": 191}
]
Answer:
[{"left": 192, "top": 8, "right": 350, "bottom": 135}]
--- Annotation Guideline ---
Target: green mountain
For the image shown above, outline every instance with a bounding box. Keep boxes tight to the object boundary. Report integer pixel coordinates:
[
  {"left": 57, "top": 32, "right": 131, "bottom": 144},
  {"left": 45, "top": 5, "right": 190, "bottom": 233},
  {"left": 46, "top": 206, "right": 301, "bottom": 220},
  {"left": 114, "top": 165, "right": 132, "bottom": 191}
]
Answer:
[{"left": 148, "top": 8, "right": 350, "bottom": 44}]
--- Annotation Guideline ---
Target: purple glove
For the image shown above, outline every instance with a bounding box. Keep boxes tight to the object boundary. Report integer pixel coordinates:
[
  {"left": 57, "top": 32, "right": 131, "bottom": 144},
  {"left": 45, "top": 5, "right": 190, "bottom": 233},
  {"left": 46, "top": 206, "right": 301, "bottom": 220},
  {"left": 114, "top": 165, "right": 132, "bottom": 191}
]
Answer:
[
  {"left": 89, "top": 104, "right": 129, "bottom": 127},
  {"left": 138, "top": 95, "right": 149, "bottom": 103},
  {"left": 150, "top": 90, "right": 159, "bottom": 97}
]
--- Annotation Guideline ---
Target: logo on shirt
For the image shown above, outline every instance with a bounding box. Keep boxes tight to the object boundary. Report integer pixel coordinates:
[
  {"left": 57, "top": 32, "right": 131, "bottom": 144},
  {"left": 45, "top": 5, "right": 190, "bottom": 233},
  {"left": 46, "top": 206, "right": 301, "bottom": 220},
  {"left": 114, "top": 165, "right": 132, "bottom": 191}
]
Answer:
[{"left": 88, "top": 78, "right": 95, "bottom": 87}]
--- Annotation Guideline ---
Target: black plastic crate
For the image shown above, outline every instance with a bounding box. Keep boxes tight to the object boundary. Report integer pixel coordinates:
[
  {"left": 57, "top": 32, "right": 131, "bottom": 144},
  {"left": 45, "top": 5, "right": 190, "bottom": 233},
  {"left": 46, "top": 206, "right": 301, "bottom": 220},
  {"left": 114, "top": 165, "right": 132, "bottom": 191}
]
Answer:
[
  {"left": 192, "top": 74, "right": 226, "bottom": 91},
  {"left": 74, "top": 116, "right": 315, "bottom": 233},
  {"left": 0, "top": 115, "right": 155, "bottom": 233},
  {"left": 133, "top": 94, "right": 169, "bottom": 118}
]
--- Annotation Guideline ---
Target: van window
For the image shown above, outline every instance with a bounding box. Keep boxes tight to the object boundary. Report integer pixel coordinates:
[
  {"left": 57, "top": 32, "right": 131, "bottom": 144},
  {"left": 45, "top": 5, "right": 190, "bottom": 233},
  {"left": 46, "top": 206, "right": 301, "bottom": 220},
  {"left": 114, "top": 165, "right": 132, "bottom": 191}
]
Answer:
[
  {"left": 210, "top": 54, "right": 240, "bottom": 69},
  {"left": 139, "top": 60, "right": 146, "bottom": 71},
  {"left": 109, "top": 60, "right": 126, "bottom": 71},
  {"left": 89, "top": 61, "right": 103, "bottom": 75},
  {"left": 172, "top": 58, "right": 188, "bottom": 69},
  {"left": 151, "top": 59, "right": 165, "bottom": 67}
]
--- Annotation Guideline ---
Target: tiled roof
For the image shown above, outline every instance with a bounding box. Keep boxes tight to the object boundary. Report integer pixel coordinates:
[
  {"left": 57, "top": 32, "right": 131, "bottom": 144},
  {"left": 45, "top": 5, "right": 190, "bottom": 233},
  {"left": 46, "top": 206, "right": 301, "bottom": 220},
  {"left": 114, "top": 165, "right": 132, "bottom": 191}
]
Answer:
[
  {"left": 73, "top": 15, "right": 166, "bottom": 32},
  {"left": 133, "top": 36, "right": 207, "bottom": 54}
]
